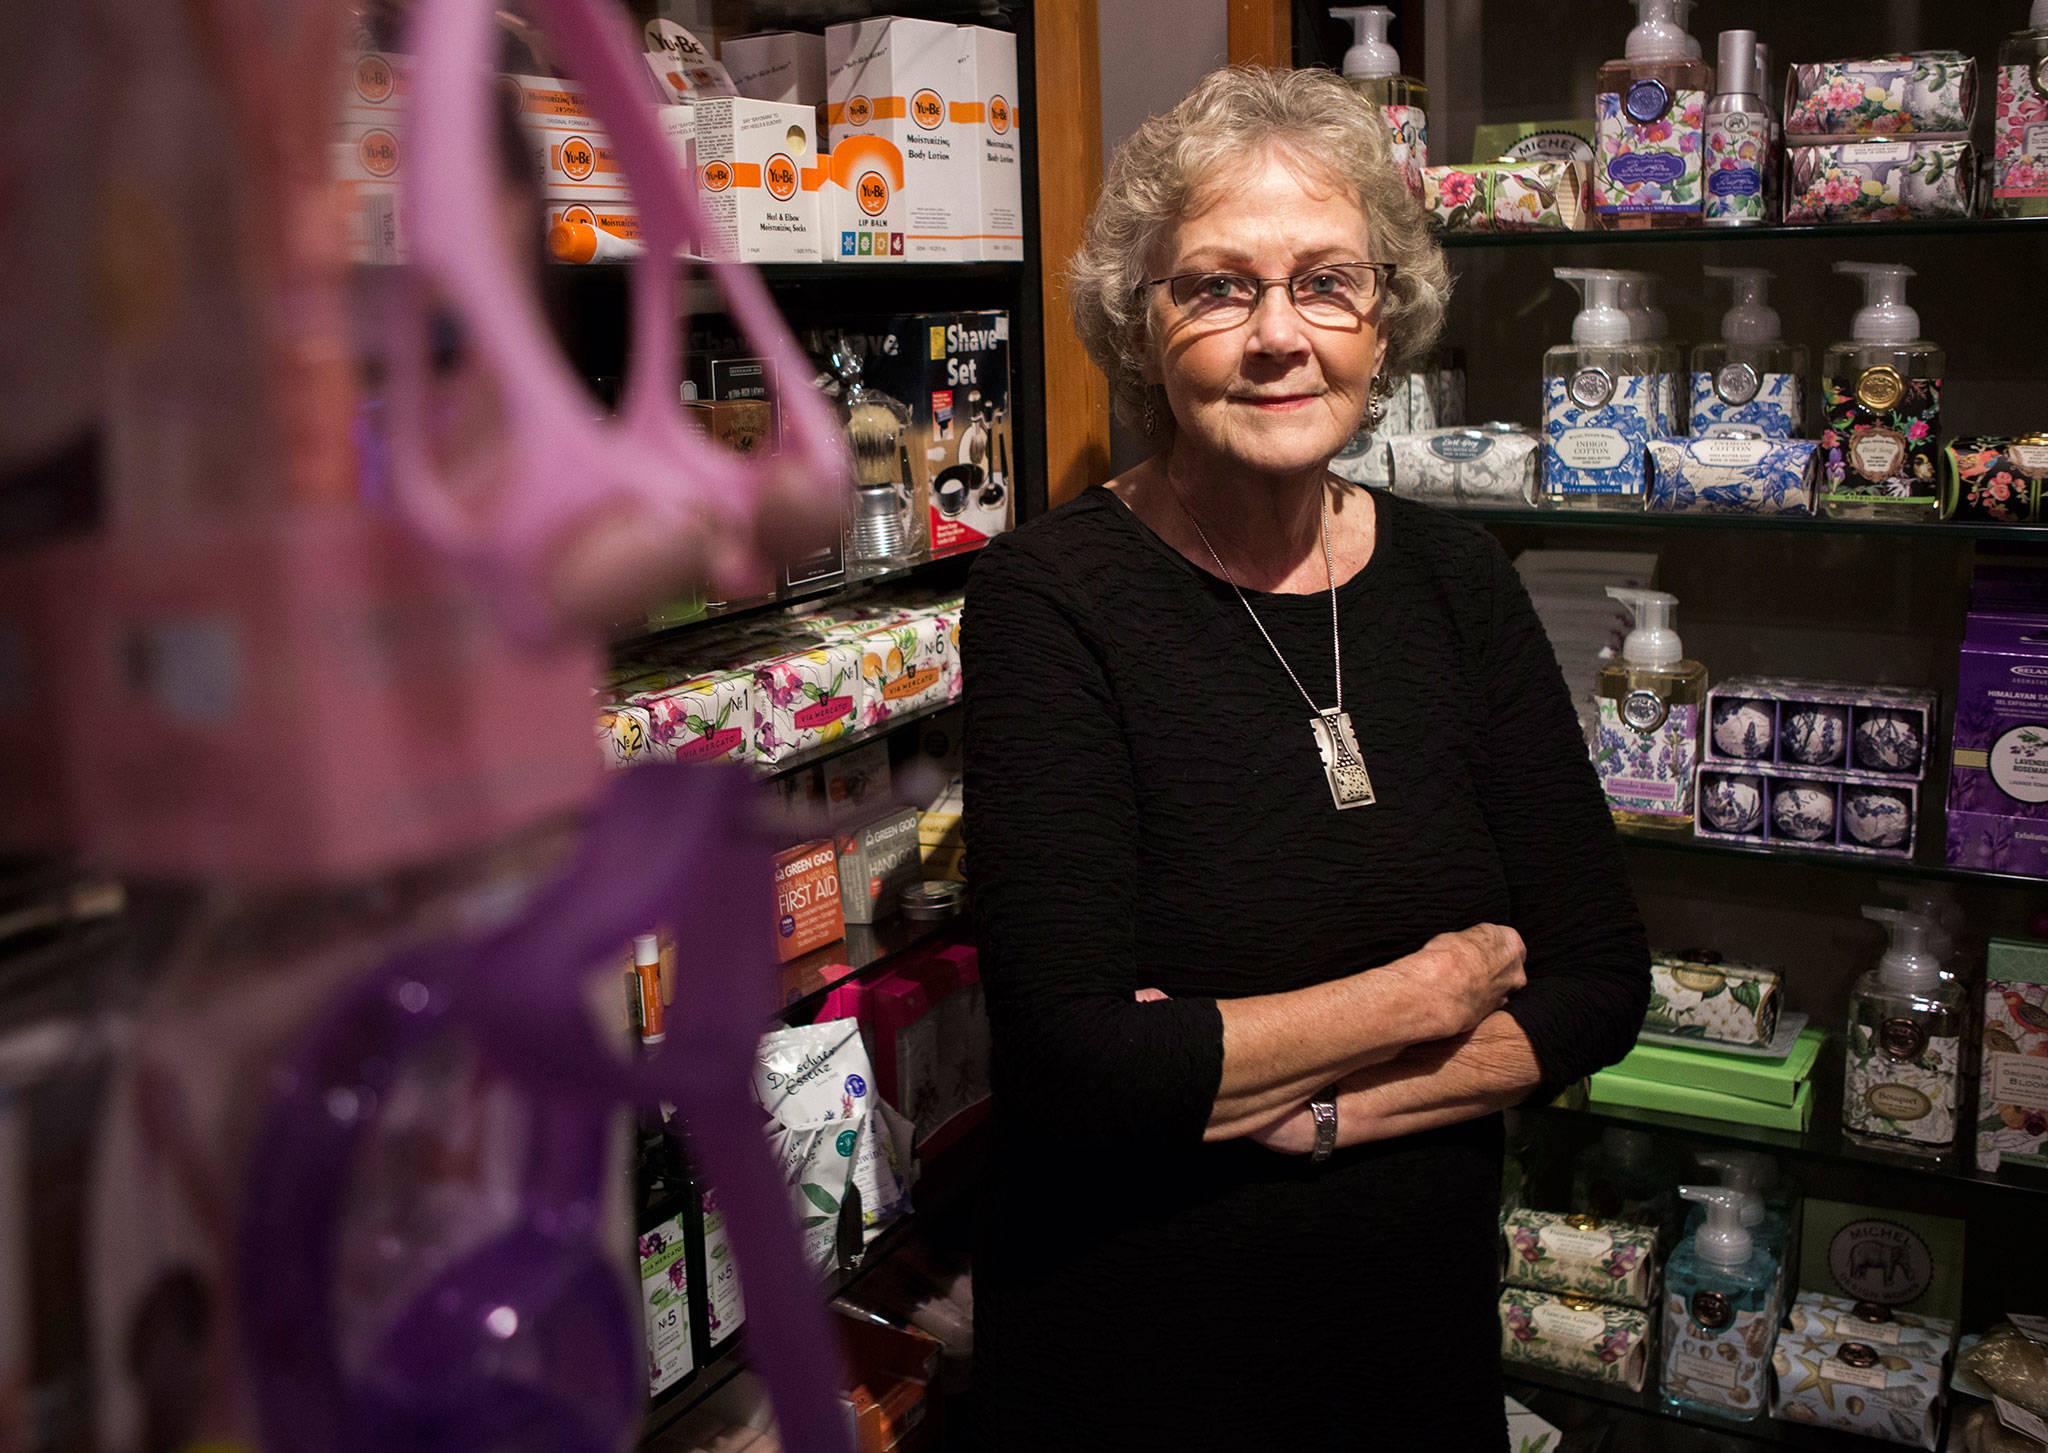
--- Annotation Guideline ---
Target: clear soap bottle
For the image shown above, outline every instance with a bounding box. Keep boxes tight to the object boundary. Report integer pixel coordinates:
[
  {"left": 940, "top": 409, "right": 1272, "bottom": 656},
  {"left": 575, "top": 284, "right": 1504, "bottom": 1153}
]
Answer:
[
  {"left": 1332, "top": 6, "right": 1428, "bottom": 196},
  {"left": 1843, "top": 907, "right": 1966, "bottom": 1156},
  {"left": 1595, "top": 0, "right": 1712, "bottom": 230},
  {"left": 1543, "top": 268, "right": 1658, "bottom": 510},
  {"left": 1661, "top": 1186, "right": 1777, "bottom": 1421},
  {"left": 1617, "top": 271, "right": 1685, "bottom": 435},
  {"left": 1994, "top": 1, "right": 2048, "bottom": 217},
  {"left": 1594, "top": 587, "right": 1706, "bottom": 831},
  {"left": 1821, "top": 263, "right": 1945, "bottom": 520},
  {"left": 1690, "top": 267, "right": 1809, "bottom": 436}
]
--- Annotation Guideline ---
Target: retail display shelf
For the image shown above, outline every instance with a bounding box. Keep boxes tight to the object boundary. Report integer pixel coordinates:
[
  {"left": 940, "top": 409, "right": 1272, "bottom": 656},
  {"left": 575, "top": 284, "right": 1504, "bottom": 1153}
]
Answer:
[
  {"left": 1506, "top": 1365, "right": 1898, "bottom": 1450},
  {"left": 547, "top": 259, "right": 1026, "bottom": 282},
  {"left": 1533, "top": 1060, "right": 2048, "bottom": 1203},
  {"left": 1438, "top": 215, "right": 2048, "bottom": 251},
  {"left": 1450, "top": 505, "right": 2048, "bottom": 543},
  {"left": 612, "top": 549, "right": 976, "bottom": 654},
  {"left": 1617, "top": 828, "right": 2048, "bottom": 892},
  {"left": 775, "top": 915, "right": 965, "bottom": 1025},
  {"left": 756, "top": 694, "right": 961, "bottom": 786}
]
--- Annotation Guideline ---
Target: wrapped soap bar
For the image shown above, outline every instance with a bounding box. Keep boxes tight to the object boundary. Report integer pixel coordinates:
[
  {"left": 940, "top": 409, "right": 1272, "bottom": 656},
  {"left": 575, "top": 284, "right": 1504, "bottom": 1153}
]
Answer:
[
  {"left": 632, "top": 668, "right": 755, "bottom": 765},
  {"left": 1499, "top": 1287, "right": 1651, "bottom": 1391},
  {"left": 751, "top": 643, "right": 860, "bottom": 763},
  {"left": 596, "top": 704, "right": 652, "bottom": 767},
  {"left": 1644, "top": 953, "right": 1782, "bottom": 1047},
  {"left": 1961, "top": 1323, "right": 2048, "bottom": 1417},
  {"left": 1385, "top": 426, "right": 1541, "bottom": 506},
  {"left": 1783, "top": 1293, "right": 1954, "bottom": 1352},
  {"left": 1648, "top": 435, "right": 1819, "bottom": 516},
  {"left": 1770, "top": 1326, "right": 1950, "bottom": 1448},
  {"left": 1784, "top": 139, "right": 1975, "bottom": 224},
  {"left": 1501, "top": 1208, "right": 1657, "bottom": 1308},
  {"left": 1423, "top": 157, "right": 1590, "bottom": 232},
  {"left": 1784, "top": 52, "right": 1977, "bottom": 138},
  {"left": 1944, "top": 436, "right": 2048, "bottom": 524},
  {"left": 1329, "top": 429, "right": 1392, "bottom": 489}
]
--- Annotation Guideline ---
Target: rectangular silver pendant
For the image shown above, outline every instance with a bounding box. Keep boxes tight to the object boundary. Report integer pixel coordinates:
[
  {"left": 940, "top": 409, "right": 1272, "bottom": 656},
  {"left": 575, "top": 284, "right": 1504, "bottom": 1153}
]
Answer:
[{"left": 1310, "top": 709, "right": 1375, "bottom": 810}]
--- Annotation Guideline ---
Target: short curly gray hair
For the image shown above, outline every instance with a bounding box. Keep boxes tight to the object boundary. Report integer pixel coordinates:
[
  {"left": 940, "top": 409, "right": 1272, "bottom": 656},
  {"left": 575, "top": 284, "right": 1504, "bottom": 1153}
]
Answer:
[{"left": 1069, "top": 66, "right": 1450, "bottom": 440}]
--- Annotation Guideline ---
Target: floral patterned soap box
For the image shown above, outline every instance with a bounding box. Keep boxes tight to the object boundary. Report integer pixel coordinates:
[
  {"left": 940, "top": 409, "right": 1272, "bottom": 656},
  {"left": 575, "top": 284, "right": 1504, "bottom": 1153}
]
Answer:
[
  {"left": 1501, "top": 1208, "right": 1657, "bottom": 1308},
  {"left": 1499, "top": 1286, "right": 1651, "bottom": 1391},
  {"left": 1784, "top": 52, "right": 1977, "bottom": 138},
  {"left": 1944, "top": 435, "right": 2048, "bottom": 524},
  {"left": 1645, "top": 953, "right": 1782, "bottom": 1047}
]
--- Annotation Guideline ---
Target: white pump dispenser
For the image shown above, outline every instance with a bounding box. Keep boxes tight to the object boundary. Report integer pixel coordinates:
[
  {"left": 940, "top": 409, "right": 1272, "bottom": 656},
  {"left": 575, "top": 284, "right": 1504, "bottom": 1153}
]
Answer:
[
  {"left": 1706, "top": 267, "right": 1779, "bottom": 344},
  {"left": 1821, "top": 263, "right": 1946, "bottom": 518},
  {"left": 1545, "top": 269, "right": 1661, "bottom": 510},
  {"left": 1626, "top": 0, "right": 1700, "bottom": 62},
  {"left": 1692, "top": 1152, "right": 1766, "bottom": 1226},
  {"left": 1843, "top": 904, "right": 1965, "bottom": 1154},
  {"left": 1331, "top": 6, "right": 1398, "bottom": 78},
  {"left": 1679, "top": 1185, "right": 1754, "bottom": 1265},
  {"left": 1557, "top": 268, "right": 1632, "bottom": 345},
  {"left": 1606, "top": 587, "right": 1683, "bottom": 667}
]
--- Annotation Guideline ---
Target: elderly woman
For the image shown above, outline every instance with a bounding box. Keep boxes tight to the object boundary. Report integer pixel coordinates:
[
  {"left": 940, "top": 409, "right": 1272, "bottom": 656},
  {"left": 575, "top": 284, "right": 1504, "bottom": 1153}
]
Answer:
[{"left": 961, "top": 67, "right": 1648, "bottom": 1448}]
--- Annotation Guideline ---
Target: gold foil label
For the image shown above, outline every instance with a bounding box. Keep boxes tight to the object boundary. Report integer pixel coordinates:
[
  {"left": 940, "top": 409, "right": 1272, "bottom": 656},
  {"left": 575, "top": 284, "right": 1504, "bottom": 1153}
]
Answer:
[
  {"left": 1867, "top": 1083, "right": 1934, "bottom": 1122},
  {"left": 1856, "top": 366, "right": 1906, "bottom": 411},
  {"left": 1849, "top": 427, "right": 1908, "bottom": 482}
]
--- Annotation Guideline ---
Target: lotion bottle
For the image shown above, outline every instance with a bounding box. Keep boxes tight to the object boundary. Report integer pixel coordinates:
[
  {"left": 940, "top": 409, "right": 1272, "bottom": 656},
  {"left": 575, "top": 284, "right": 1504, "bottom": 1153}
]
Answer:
[
  {"left": 1594, "top": 0, "right": 1712, "bottom": 230},
  {"left": 1594, "top": 587, "right": 1706, "bottom": 831},
  {"left": 1690, "top": 267, "right": 1808, "bottom": 436},
  {"left": 1994, "top": 1, "right": 2048, "bottom": 217},
  {"left": 1332, "top": 6, "right": 1428, "bottom": 197},
  {"left": 1661, "top": 1186, "right": 1776, "bottom": 1421},
  {"left": 1821, "top": 263, "right": 1945, "bottom": 519},
  {"left": 1704, "top": 29, "right": 1769, "bottom": 226},
  {"left": 1544, "top": 268, "right": 1657, "bottom": 509},
  {"left": 1844, "top": 907, "right": 1965, "bottom": 1156}
]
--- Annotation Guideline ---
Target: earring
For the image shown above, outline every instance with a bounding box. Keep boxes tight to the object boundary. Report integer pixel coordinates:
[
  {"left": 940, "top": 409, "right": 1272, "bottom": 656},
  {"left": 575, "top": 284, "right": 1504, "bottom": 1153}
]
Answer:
[
  {"left": 1142, "top": 401, "right": 1159, "bottom": 435},
  {"left": 1366, "top": 374, "right": 1392, "bottom": 431}
]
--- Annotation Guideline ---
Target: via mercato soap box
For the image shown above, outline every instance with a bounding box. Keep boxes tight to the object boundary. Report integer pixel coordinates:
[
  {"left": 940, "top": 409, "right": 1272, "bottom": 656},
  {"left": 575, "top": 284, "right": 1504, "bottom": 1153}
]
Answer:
[
  {"left": 1499, "top": 1286, "right": 1651, "bottom": 1392},
  {"left": 1501, "top": 1208, "right": 1657, "bottom": 1308}
]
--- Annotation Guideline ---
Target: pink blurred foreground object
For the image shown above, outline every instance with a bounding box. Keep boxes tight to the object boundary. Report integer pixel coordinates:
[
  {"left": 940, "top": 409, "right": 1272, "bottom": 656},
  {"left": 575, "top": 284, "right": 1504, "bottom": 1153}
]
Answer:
[{"left": 390, "top": 0, "right": 850, "bottom": 641}]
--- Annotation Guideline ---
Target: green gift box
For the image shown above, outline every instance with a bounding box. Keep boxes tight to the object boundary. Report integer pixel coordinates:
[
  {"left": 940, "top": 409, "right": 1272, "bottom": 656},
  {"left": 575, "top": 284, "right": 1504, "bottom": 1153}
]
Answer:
[
  {"left": 1588, "top": 1068, "right": 1816, "bottom": 1131},
  {"left": 1612, "top": 1025, "right": 1828, "bottom": 1107}
]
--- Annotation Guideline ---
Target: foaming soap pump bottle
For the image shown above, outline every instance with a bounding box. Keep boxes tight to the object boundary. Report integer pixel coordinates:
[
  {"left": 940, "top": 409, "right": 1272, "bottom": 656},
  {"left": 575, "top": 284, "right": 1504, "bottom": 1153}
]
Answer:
[
  {"left": 1844, "top": 906, "right": 1965, "bottom": 1156},
  {"left": 1594, "top": 0, "right": 1711, "bottom": 230},
  {"left": 1544, "top": 268, "right": 1656, "bottom": 509},
  {"left": 1690, "top": 268, "right": 1808, "bottom": 436},
  {"left": 1332, "top": 6, "right": 1428, "bottom": 198},
  {"left": 1594, "top": 588, "right": 1706, "bottom": 831},
  {"left": 1660, "top": 1186, "right": 1776, "bottom": 1422},
  {"left": 1821, "top": 262, "right": 1945, "bottom": 519},
  {"left": 1704, "top": 29, "right": 1769, "bottom": 226},
  {"left": 1993, "top": 0, "right": 2048, "bottom": 217}
]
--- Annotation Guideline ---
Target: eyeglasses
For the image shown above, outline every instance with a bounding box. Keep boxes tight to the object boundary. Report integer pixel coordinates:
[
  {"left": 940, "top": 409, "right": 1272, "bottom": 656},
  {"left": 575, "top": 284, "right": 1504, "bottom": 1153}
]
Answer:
[{"left": 1139, "top": 262, "right": 1396, "bottom": 326}]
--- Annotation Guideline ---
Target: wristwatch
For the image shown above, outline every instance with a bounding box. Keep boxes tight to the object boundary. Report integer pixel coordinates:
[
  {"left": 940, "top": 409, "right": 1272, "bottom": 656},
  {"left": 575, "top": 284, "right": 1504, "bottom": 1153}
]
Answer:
[{"left": 1309, "top": 1086, "right": 1339, "bottom": 1163}]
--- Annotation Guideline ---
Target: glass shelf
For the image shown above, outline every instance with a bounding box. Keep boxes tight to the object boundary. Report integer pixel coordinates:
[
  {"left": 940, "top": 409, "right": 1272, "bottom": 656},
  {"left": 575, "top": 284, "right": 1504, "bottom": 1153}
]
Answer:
[
  {"left": 754, "top": 694, "right": 961, "bottom": 787},
  {"left": 1617, "top": 828, "right": 2048, "bottom": 892},
  {"left": 774, "top": 912, "right": 964, "bottom": 1023},
  {"left": 549, "top": 258, "right": 1025, "bottom": 282},
  {"left": 1450, "top": 505, "right": 2048, "bottom": 543},
  {"left": 1506, "top": 1366, "right": 1905, "bottom": 1451},
  {"left": 1439, "top": 215, "right": 2048, "bottom": 250}
]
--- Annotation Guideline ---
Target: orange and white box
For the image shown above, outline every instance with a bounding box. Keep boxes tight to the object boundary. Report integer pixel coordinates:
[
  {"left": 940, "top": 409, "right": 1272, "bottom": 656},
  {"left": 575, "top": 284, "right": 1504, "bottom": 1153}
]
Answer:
[
  {"left": 826, "top": 16, "right": 971, "bottom": 261},
  {"left": 332, "top": 125, "right": 404, "bottom": 263},
  {"left": 957, "top": 27, "right": 1023, "bottom": 261},
  {"left": 817, "top": 135, "right": 908, "bottom": 261},
  {"left": 691, "top": 97, "right": 823, "bottom": 263},
  {"left": 502, "top": 73, "right": 602, "bottom": 134}
]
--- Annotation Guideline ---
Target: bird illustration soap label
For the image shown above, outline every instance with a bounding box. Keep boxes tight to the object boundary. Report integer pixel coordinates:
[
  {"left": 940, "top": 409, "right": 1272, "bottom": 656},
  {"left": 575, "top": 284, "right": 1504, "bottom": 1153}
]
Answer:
[
  {"left": 1822, "top": 372, "right": 1942, "bottom": 507},
  {"left": 1544, "top": 373, "right": 1653, "bottom": 495}
]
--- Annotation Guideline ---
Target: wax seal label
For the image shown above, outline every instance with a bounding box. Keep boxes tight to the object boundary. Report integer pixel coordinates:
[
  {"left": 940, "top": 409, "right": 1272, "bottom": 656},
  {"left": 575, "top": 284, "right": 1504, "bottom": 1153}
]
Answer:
[
  {"left": 1691, "top": 1290, "right": 1735, "bottom": 1331},
  {"left": 1849, "top": 427, "right": 1908, "bottom": 482},
  {"left": 1852, "top": 1301, "right": 1893, "bottom": 1324},
  {"left": 1714, "top": 362, "right": 1761, "bottom": 406},
  {"left": 1856, "top": 366, "right": 1906, "bottom": 411},
  {"left": 1623, "top": 689, "right": 1670, "bottom": 733},
  {"left": 1881, "top": 1016, "right": 1927, "bottom": 1060},
  {"left": 1625, "top": 78, "right": 1673, "bottom": 123},
  {"left": 1836, "top": 1342, "right": 1880, "bottom": 1368},
  {"left": 1569, "top": 366, "right": 1615, "bottom": 410},
  {"left": 2035, "top": 56, "right": 2048, "bottom": 98}
]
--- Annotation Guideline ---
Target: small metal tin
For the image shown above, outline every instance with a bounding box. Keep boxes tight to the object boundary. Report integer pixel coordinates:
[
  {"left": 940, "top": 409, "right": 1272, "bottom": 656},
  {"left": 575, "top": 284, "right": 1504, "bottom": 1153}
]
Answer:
[{"left": 900, "top": 880, "right": 965, "bottom": 921}]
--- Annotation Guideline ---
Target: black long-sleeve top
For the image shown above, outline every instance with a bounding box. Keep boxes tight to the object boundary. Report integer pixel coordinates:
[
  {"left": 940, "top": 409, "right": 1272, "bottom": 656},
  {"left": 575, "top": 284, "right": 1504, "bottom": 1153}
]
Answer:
[{"left": 961, "top": 486, "right": 1648, "bottom": 1450}]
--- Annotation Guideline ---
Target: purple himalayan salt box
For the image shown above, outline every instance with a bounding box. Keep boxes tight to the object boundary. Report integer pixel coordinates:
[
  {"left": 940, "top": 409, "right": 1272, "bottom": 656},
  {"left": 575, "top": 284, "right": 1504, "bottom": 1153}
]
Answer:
[{"left": 1947, "top": 609, "right": 2048, "bottom": 876}]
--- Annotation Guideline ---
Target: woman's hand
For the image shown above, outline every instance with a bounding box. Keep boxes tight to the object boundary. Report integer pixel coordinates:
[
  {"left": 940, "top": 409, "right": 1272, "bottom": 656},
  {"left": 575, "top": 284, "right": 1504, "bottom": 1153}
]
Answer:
[{"left": 1398, "top": 924, "right": 1527, "bottom": 1042}]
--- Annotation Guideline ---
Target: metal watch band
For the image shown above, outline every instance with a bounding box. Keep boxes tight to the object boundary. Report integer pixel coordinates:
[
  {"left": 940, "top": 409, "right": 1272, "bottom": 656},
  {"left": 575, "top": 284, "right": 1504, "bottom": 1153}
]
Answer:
[{"left": 1309, "top": 1087, "right": 1339, "bottom": 1163}]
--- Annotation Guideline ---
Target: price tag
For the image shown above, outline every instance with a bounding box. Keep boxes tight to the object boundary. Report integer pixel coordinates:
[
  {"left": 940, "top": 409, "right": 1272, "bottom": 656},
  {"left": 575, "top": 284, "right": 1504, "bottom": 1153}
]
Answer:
[
  {"left": 1834, "top": 1316, "right": 1903, "bottom": 1346},
  {"left": 2010, "top": 1313, "right": 2048, "bottom": 1345},
  {"left": 1821, "top": 1356, "right": 1889, "bottom": 1390},
  {"left": 1995, "top": 1395, "right": 2048, "bottom": 1447}
]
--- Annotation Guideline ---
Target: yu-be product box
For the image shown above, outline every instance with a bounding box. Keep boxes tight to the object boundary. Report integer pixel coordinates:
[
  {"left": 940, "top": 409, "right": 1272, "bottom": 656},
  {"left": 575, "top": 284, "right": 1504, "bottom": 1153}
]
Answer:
[
  {"left": 827, "top": 16, "right": 972, "bottom": 260},
  {"left": 690, "top": 97, "right": 824, "bottom": 263},
  {"left": 957, "top": 26, "right": 1023, "bottom": 260},
  {"left": 1947, "top": 609, "right": 2048, "bottom": 876}
]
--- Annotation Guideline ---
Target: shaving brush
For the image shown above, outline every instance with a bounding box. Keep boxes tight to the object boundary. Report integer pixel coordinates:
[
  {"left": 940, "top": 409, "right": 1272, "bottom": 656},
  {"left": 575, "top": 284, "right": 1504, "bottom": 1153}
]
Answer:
[{"left": 830, "top": 347, "right": 914, "bottom": 563}]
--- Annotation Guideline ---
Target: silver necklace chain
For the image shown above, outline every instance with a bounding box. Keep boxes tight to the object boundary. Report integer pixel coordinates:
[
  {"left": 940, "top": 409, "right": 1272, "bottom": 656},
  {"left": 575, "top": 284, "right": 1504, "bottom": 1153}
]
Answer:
[{"left": 1173, "top": 484, "right": 1341, "bottom": 718}]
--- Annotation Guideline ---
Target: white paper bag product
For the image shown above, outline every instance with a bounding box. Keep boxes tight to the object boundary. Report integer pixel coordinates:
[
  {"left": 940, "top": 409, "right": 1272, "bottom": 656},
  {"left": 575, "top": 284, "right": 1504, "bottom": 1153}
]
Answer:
[
  {"left": 1385, "top": 427, "right": 1542, "bottom": 505},
  {"left": 754, "top": 1020, "right": 910, "bottom": 1237}
]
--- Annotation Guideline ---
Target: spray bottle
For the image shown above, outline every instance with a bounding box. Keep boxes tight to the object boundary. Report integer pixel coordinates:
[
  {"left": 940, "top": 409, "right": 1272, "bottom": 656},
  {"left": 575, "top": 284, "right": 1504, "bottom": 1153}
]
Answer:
[
  {"left": 1594, "top": 588, "right": 1706, "bottom": 830},
  {"left": 1595, "top": 0, "right": 1712, "bottom": 230},
  {"left": 1704, "top": 29, "right": 1769, "bottom": 226},
  {"left": 1544, "top": 268, "right": 1657, "bottom": 508},
  {"left": 1661, "top": 1186, "right": 1777, "bottom": 1420},
  {"left": 1822, "top": 262, "right": 1945, "bottom": 519},
  {"left": 1690, "top": 268, "right": 1808, "bottom": 436},
  {"left": 1845, "top": 907, "right": 1964, "bottom": 1154},
  {"left": 1994, "top": 1, "right": 2048, "bottom": 217},
  {"left": 1331, "top": 7, "right": 1428, "bottom": 197}
]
